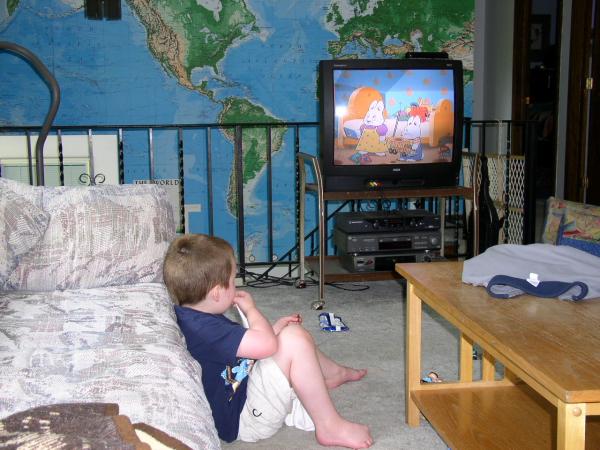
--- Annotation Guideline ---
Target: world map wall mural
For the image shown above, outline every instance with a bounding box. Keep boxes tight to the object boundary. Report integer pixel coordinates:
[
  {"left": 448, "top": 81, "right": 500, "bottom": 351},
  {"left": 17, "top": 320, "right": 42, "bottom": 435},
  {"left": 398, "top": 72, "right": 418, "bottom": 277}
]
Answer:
[{"left": 0, "top": 0, "right": 474, "bottom": 264}]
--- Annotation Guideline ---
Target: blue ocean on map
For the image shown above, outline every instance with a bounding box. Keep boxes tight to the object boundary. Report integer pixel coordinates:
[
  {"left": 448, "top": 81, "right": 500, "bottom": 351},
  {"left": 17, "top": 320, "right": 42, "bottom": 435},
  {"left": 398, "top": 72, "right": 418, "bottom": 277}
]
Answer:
[
  {"left": 220, "top": 0, "right": 334, "bottom": 121},
  {"left": 0, "top": 1, "right": 215, "bottom": 125},
  {"left": 0, "top": 0, "right": 318, "bottom": 263},
  {"left": 212, "top": 0, "right": 336, "bottom": 261}
]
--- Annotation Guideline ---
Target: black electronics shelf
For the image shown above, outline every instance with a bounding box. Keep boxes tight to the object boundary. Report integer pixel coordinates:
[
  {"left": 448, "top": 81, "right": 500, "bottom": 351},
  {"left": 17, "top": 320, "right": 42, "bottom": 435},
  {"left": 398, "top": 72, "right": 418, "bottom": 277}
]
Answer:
[{"left": 297, "top": 152, "right": 475, "bottom": 308}]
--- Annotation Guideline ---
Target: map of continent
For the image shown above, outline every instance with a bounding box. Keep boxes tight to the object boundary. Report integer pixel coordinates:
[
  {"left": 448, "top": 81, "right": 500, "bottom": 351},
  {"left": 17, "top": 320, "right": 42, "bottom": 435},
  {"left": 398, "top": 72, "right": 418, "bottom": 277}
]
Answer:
[{"left": 0, "top": 0, "right": 474, "bottom": 263}]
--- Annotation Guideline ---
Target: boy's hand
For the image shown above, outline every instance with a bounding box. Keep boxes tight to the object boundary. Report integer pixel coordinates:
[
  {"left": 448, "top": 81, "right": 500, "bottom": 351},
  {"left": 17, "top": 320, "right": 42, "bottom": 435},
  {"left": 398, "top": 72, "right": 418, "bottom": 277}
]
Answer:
[
  {"left": 273, "top": 313, "right": 302, "bottom": 335},
  {"left": 233, "top": 290, "right": 255, "bottom": 314}
]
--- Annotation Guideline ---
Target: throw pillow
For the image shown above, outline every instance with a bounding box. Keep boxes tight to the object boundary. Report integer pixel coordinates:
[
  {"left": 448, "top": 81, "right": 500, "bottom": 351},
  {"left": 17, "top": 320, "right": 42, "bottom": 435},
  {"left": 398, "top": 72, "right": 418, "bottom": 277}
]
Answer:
[
  {"left": 5, "top": 183, "right": 176, "bottom": 291},
  {"left": 0, "top": 403, "right": 192, "bottom": 450},
  {"left": 557, "top": 207, "right": 600, "bottom": 257},
  {"left": 541, "top": 197, "right": 600, "bottom": 244},
  {"left": 0, "top": 181, "right": 50, "bottom": 287},
  {"left": 541, "top": 197, "right": 565, "bottom": 244},
  {"left": 0, "top": 177, "right": 43, "bottom": 207}
]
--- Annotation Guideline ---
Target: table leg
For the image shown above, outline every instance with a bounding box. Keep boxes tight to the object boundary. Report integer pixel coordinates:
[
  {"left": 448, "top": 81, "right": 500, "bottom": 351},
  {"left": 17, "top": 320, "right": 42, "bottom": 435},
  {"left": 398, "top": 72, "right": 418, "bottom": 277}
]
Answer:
[
  {"left": 405, "top": 281, "right": 422, "bottom": 427},
  {"left": 482, "top": 352, "right": 496, "bottom": 381},
  {"left": 557, "top": 400, "right": 586, "bottom": 450},
  {"left": 503, "top": 367, "right": 520, "bottom": 384},
  {"left": 439, "top": 197, "right": 446, "bottom": 258},
  {"left": 459, "top": 334, "right": 473, "bottom": 382}
]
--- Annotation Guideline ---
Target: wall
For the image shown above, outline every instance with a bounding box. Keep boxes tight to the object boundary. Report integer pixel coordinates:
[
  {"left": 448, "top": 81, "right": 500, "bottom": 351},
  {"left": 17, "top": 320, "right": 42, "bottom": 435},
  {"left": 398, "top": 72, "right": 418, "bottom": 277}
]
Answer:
[
  {"left": 474, "top": 0, "right": 515, "bottom": 121},
  {"left": 555, "top": 0, "right": 572, "bottom": 198}
]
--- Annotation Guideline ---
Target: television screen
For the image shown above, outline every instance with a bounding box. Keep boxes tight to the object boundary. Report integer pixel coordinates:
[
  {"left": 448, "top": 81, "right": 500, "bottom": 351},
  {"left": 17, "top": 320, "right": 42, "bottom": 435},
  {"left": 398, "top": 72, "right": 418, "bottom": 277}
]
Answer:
[{"left": 319, "top": 58, "right": 463, "bottom": 191}]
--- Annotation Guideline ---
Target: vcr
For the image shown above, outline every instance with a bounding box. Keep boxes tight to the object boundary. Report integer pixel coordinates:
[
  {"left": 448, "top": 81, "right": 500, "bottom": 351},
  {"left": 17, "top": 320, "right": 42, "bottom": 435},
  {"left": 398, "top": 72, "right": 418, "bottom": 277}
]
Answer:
[
  {"left": 339, "top": 250, "right": 441, "bottom": 272},
  {"left": 334, "top": 228, "right": 441, "bottom": 254},
  {"left": 334, "top": 209, "right": 440, "bottom": 234}
]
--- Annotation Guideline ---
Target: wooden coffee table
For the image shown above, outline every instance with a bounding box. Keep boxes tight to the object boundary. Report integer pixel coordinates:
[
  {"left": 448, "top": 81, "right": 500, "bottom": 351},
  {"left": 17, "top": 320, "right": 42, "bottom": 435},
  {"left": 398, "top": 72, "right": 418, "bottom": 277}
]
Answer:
[{"left": 396, "top": 261, "right": 600, "bottom": 450}]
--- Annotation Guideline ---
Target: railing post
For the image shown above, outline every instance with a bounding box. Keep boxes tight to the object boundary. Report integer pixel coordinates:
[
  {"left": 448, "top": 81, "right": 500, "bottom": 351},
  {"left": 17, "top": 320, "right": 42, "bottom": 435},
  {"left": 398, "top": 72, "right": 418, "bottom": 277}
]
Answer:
[
  {"left": 234, "top": 125, "right": 246, "bottom": 281},
  {"left": 148, "top": 128, "right": 154, "bottom": 180},
  {"left": 523, "top": 121, "right": 538, "bottom": 244},
  {"left": 267, "top": 126, "right": 273, "bottom": 263},
  {"left": 26, "top": 131, "right": 34, "bottom": 185},
  {"left": 206, "top": 127, "right": 214, "bottom": 237},
  {"left": 118, "top": 128, "right": 125, "bottom": 184},
  {"left": 502, "top": 122, "right": 512, "bottom": 244},
  {"left": 177, "top": 127, "right": 185, "bottom": 233},
  {"left": 57, "top": 129, "right": 65, "bottom": 186}
]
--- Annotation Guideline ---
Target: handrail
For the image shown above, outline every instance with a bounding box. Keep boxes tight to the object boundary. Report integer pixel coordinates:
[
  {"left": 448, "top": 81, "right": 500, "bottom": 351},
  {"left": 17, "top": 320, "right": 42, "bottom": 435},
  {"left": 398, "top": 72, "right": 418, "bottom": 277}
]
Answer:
[
  {"left": 0, "top": 118, "right": 529, "bottom": 273},
  {"left": 0, "top": 41, "right": 61, "bottom": 186},
  {"left": 0, "top": 121, "right": 317, "bottom": 132}
]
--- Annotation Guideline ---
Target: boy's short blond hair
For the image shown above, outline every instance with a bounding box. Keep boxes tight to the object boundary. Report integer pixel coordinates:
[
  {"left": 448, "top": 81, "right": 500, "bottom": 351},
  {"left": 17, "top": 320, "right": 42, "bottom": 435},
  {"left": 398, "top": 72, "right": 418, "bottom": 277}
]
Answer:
[{"left": 163, "top": 234, "right": 235, "bottom": 306}]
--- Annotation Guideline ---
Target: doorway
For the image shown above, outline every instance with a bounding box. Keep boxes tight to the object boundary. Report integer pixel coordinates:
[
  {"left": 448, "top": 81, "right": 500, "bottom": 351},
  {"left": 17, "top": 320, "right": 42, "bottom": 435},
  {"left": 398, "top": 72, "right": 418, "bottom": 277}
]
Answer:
[
  {"left": 514, "top": 0, "right": 600, "bottom": 205},
  {"left": 512, "top": 0, "right": 562, "bottom": 201}
]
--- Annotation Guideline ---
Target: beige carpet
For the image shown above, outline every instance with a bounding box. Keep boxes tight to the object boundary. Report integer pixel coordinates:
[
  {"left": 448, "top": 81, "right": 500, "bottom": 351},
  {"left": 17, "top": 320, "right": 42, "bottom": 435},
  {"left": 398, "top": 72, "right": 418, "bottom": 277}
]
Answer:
[{"left": 224, "top": 278, "right": 462, "bottom": 450}]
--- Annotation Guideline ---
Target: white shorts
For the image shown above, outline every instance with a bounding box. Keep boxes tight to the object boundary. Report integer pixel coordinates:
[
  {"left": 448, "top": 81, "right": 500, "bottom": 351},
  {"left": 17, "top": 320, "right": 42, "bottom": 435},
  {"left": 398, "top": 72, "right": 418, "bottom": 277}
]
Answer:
[{"left": 237, "top": 357, "right": 314, "bottom": 442}]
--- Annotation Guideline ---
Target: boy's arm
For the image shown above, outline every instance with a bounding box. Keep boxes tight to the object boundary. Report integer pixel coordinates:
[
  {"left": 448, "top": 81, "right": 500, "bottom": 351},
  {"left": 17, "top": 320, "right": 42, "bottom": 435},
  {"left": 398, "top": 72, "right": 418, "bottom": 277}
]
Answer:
[{"left": 234, "top": 291, "right": 278, "bottom": 359}]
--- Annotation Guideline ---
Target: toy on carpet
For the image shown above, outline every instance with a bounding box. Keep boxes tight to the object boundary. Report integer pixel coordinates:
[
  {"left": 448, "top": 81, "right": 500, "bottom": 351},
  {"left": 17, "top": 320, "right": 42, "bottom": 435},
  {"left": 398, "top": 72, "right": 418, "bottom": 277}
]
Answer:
[
  {"left": 421, "top": 371, "right": 443, "bottom": 383},
  {"left": 318, "top": 312, "right": 349, "bottom": 332}
]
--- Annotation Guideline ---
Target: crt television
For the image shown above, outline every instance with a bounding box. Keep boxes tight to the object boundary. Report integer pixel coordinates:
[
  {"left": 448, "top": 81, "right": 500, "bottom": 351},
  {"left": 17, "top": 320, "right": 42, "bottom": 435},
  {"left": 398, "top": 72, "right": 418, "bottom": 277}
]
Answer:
[{"left": 318, "top": 58, "right": 464, "bottom": 191}]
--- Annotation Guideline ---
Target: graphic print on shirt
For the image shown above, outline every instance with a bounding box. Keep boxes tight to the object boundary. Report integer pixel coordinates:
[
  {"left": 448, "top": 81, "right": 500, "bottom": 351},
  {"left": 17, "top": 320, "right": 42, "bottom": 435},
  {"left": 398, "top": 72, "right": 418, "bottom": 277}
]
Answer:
[{"left": 221, "top": 358, "right": 254, "bottom": 401}]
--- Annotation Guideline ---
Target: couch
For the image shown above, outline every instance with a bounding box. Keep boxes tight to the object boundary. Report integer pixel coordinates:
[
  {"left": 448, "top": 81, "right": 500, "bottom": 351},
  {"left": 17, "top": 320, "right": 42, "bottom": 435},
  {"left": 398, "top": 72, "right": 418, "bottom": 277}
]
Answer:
[{"left": 0, "top": 178, "right": 220, "bottom": 449}]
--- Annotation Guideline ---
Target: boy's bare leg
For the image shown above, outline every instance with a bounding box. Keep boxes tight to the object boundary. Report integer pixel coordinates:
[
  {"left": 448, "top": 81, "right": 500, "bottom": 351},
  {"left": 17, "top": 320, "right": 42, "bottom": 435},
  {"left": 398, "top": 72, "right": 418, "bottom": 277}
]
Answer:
[
  {"left": 315, "top": 348, "right": 368, "bottom": 389},
  {"left": 272, "top": 325, "right": 373, "bottom": 449}
]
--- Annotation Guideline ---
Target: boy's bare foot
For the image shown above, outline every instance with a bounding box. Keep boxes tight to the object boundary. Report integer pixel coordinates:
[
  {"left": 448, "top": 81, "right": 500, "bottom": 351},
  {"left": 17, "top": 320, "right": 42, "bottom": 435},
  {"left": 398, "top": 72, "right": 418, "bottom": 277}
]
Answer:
[
  {"left": 316, "top": 419, "right": 373, "bottom": 449},
  {"left": 326, "top": 367, "right": 368, "bottom": 389}
]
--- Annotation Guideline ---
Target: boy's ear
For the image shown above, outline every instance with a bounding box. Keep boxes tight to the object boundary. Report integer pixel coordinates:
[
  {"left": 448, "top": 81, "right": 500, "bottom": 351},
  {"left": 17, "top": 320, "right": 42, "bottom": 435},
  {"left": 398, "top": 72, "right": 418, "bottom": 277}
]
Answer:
[{"left": 207, "top": 284, "right": 222, "bottom": 302}]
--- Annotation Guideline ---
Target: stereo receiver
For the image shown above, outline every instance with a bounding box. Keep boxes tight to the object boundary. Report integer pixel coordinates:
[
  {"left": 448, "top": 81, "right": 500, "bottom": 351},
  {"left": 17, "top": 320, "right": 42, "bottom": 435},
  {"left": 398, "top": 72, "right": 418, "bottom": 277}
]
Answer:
[{"left": 334, "top": 209, "right": 440, "bottom": 234}]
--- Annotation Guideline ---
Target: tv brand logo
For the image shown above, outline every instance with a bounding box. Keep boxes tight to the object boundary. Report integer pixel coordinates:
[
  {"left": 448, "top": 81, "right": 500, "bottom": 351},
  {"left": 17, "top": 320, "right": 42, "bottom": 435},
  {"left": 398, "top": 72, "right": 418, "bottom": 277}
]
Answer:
[{"left": 393, "top": 168, "right": 402, "bottom": 172}]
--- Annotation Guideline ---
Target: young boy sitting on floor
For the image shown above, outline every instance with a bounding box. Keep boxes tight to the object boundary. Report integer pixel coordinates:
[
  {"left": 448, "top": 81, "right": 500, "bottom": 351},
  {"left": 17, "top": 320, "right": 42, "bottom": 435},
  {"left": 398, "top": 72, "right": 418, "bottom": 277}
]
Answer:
[{"left": 163, "top": 234, "right": 373, "bottom": 449}]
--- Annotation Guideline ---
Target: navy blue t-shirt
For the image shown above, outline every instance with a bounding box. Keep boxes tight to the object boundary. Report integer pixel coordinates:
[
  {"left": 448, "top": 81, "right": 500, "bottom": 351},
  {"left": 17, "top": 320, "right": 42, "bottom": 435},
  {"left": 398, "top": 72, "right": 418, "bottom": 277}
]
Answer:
[{"left": 175, "top": 306, "right": 250, "bottom": 442}]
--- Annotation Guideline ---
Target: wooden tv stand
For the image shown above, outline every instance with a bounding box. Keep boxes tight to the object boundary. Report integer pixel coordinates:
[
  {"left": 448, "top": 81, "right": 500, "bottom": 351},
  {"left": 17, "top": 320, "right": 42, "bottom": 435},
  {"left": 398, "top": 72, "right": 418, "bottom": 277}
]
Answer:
[
  {"left": 297, "top": 152, "right": 474, "bottom": 307},
  {"left": 396, "top": 261, "right": 600, "bottom": 449}
]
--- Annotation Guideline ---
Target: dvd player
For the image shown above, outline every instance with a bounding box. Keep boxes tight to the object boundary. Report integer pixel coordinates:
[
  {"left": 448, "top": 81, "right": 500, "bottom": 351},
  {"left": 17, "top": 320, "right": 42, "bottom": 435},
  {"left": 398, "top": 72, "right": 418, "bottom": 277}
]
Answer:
[
  {"left": 334, "top": 228, "right": 441, "bottom": 254},
  {"left": 334, "top": 209, "right": 440, "bottom": 234}
]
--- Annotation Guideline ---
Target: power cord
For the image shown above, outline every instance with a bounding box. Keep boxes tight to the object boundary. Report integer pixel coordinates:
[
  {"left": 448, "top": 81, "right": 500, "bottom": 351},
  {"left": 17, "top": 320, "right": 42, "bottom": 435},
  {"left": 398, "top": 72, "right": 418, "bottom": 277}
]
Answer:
[{"left": 239, "top": 266, "right": 371, "bottom": 292}]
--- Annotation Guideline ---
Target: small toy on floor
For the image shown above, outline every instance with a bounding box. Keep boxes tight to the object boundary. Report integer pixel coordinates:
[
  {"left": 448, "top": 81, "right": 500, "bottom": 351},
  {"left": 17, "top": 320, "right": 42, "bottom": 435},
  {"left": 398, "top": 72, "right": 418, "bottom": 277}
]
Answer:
[
  {"left": 421, "top": 371, "right": 443, "bottom": 383},
  {"left": 318, "top": 312, "right": 349, "bottom": 332}
]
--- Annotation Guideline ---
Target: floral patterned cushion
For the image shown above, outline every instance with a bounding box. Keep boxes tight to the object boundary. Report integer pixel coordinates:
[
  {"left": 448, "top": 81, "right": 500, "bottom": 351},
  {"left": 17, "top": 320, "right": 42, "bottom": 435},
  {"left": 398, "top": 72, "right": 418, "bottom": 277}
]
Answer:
[
  {"left": 0, "top": 180, "right": 49, "bottom": 287},
  {"left": 557, "top": 207, "right": 600, "bottom": 257},
  {"left": 0, "top": 283, "right": 220, "bottom": 449},
  {"left": 541, "top": 197, "right": 600, "bottom": 244},
  {"left": 5, "top": 183, "right": 176, "bottom": 291},
  {"left": 0, "top": 177, "right": 44, "bottom": 207}
]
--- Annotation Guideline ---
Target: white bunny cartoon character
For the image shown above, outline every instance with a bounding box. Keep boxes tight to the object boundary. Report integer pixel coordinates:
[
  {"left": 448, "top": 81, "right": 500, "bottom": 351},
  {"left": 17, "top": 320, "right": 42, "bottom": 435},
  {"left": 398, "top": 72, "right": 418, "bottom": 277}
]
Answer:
[{"left": 351, "top": 100, "right": 388, "bottom": 164}]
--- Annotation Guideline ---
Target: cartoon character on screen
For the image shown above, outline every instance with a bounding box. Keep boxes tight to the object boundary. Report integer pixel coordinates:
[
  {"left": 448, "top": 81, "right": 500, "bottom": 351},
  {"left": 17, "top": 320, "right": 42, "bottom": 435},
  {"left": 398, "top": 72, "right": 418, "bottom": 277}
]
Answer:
[
  {"left": 397, "top": 105, "right": 425, "bottom": 161},
  {"left": 350, "top": 100, "right": 388, "bottom": 164}
]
